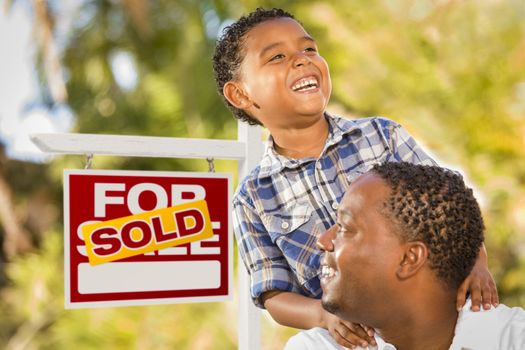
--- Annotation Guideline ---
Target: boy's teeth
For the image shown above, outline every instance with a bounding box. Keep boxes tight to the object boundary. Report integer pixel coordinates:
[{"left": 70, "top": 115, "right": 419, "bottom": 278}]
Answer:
[{"left": 292, "top": 77, "right": 318, "bottom": 91}]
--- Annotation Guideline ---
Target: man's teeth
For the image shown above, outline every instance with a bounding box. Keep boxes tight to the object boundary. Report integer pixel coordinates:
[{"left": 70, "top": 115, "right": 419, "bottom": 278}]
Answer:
[
  {"left": 292, "top": 77, "right": 318, "bottom": 91},
  {"left": 321, "top": 265, "right": 335, "bottom": 278}
]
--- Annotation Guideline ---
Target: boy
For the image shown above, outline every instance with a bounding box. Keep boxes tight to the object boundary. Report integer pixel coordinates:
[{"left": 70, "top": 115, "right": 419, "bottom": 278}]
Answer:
[{"left": 212, "top": 7, "right": 497, "bottom": 348}]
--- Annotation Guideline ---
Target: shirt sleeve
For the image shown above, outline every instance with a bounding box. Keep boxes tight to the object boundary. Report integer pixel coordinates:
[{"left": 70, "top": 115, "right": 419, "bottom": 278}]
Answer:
[
  {"left": 233, "top": 186, "right": 301, "bottom": 308},
  {"left": 378, "top": 117, "right": 438, "bottom": 166}
]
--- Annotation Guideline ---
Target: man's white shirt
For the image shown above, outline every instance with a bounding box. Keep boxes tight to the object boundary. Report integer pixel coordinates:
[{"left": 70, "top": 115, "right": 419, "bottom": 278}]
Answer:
[
  {"left": 449, "top": 299, "right": 525, "bottom": 349},
  {"left": 284, "top": 300, "right": 525, "bottom": 350},
  {"left": 284, "top": 327, "right": 393, "bottom": 350}
]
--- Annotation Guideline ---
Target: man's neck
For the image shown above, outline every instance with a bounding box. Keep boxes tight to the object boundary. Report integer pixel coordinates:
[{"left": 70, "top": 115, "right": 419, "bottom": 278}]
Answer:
[
  {"left": 271, "top": 115, "right": 329, "bottom": 159},
  {"left": 377, "top": 295, "right": 459, "bottom": 350}
]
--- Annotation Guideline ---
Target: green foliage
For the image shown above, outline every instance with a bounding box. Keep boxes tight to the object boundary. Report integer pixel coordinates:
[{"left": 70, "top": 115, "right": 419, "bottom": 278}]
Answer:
[
  {"left": 1, "top": 232, "right": 64, "bottom": 349},
  {"left": 2, "top": 0, "right": 525, "bottom": 349}
]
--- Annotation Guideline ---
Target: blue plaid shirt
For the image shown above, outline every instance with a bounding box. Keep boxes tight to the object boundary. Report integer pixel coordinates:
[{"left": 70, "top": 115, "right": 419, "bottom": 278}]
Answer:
[{"left": 233, "top": 115, "right": 436, "bottom": 308}]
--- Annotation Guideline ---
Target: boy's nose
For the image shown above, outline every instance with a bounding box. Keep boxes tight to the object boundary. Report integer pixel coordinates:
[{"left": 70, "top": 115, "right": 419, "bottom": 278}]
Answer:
[
  {"left": 316, "top": 224, "right": 337, "bottom": 252},
  {"left": 293, "top": 52, "right": 310, "bottom": 67}
]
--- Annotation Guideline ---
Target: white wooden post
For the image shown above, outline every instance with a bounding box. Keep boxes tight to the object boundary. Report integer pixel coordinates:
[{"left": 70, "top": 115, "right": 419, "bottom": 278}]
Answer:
[
  {"left": 30, "top": 120, "right": 263, "bottom": 350},
  {"left": 237, "top": 122, "right": 263, "bottom": 350}
]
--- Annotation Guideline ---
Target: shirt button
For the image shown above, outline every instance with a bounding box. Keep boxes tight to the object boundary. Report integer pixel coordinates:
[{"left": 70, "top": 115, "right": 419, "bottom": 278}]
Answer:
[
  {"left": 281, "top": 222, "right": 289, "bottom": 230},
  {"left": 332, "top": 202, "right": 339, "bottom": 210}
]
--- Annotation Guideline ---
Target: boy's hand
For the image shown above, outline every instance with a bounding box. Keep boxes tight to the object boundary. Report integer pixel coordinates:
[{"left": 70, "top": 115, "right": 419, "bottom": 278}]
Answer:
[
  {"left": 322, "top": 309, "right": 376, "bottom": 349},
  {"left": 456, "top": 244, "right": 498, "bottom": 312}
]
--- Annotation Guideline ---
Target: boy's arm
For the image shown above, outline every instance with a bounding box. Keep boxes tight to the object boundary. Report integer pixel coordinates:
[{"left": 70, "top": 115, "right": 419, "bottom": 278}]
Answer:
[
  {"left": 263, "top": 291, "right": 376, "bottom": 348},
  {"left": 456, "top": 243, "right": 499, "bottom": 311}
]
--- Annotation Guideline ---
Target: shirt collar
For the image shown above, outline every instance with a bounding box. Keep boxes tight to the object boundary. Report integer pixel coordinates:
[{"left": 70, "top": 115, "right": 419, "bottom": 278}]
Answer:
[
  {"left": 351, "top": 334, "right": 397, "bottom": 350},
  {"left": 374, "top": 335, "right": 398, "bottom": 350},
  {"left": 257, "top": 113, "right": 362, "bottom": 178}
]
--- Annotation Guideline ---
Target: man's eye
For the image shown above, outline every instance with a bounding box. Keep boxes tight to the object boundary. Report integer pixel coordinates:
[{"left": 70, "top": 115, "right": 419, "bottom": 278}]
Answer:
[
  {"left": 269, "top": 54, "right": 285, "bottom": 61},
  {"left": 337, "top": 225, "right": 355, "bottom": 237},
  {"left": 304, "top": 47, "right": 317, "bottom": 53}
]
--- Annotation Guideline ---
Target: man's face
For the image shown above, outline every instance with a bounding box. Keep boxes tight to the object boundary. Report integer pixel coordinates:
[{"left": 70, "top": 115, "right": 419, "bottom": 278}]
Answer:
[
  {"left": 236, "top": 18, "right": 332, "bottom": 129},
  {"left": 319, "top": 173, "right": 404, "bottom": 324}
]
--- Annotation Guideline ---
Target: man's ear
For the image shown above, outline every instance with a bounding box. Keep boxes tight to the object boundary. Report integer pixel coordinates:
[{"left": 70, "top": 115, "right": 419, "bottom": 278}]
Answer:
[
  {"left": 396, "top": 241, "right": 428, "bottom": 280},
  {"left": 223, "top": 81, "right": 254, "bottom": 109}
]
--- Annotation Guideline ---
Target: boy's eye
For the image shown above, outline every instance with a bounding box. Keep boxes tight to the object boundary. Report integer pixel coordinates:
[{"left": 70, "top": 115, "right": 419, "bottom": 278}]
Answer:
[
  {"left": 269, "top": 53, "right": 285, "bottom": 62},
  {"left": 304, "top": 47, "right": 317, "bottom": 53}
]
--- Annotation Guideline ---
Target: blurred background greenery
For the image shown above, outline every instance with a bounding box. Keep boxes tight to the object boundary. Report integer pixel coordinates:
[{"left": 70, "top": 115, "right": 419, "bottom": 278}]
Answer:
[{"left": 0, "top": 0, "right": 524, "bottom": 349}]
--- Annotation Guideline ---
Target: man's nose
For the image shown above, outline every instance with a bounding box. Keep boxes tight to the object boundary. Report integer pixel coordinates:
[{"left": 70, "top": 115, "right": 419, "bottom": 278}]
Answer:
[{"left": 317, "top": 224, "right": 337, "bottom": 252}]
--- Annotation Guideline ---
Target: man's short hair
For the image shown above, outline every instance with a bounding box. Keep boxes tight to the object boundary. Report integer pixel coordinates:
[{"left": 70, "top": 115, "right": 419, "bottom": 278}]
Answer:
[
  {"left": 212, "top": 8, "right": 295, "bottom": 126},
  {"left": 371, "top": 162, "right": 484, "bottom": 289}
]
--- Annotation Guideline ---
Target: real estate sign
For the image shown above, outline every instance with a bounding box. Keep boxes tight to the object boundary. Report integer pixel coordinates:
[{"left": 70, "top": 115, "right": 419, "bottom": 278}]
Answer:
[{"left": 64, "top": 170, "right": 232, "bottom": 308}]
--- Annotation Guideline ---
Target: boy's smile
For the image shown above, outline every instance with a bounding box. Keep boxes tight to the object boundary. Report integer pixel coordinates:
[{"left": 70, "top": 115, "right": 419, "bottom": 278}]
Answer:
[{"left": 232, "top": 18, "right": 332, "bottom": 130}]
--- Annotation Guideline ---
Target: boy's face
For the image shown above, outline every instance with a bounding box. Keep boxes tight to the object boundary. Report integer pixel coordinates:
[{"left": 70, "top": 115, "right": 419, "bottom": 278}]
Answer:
[{"left": 235, "top": 18, "right": 331, "bottom": 129}]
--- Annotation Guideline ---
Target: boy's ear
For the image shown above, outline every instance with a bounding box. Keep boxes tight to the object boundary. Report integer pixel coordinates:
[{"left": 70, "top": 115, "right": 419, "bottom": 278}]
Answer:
[
  {"left": 223, "top": 81, "right": 254, "bottom": 109},
  {"left": 396, "top": 241, "right": 428, "bottom": 280}
]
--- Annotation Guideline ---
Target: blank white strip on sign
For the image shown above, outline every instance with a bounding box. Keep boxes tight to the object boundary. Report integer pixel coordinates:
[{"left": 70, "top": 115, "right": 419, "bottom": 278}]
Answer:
[{"left": 78, "top": 261, "right": 220, "bottom": 294}]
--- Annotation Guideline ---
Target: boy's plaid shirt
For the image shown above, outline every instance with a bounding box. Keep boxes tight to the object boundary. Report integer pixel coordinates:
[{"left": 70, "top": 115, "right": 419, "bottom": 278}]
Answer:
[{"left": 233, "top": 114, "right": 436, "bottom": 307}]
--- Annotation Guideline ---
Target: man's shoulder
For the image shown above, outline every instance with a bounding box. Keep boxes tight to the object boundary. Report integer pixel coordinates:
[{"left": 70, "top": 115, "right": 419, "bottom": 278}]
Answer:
[
  {"left": 451, "top": 302, "right": 525, "bottom": 349},
  {"left": 488, "top": 303, "right": 525, "bottom": 341},
  {"left": 458, "top": 302, "right": 525, "bottom": 327}
]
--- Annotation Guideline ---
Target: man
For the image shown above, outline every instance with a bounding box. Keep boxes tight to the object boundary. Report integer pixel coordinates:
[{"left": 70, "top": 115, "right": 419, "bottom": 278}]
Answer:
[{"left": 285, "top": 162, "right": 525, "bottom": 350}]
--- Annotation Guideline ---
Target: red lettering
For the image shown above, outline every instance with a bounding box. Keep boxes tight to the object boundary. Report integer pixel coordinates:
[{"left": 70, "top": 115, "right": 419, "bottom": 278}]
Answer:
[
  {"left": 92, "top": 227, "right": 121, "bottom": 256},
  {"left": 175, "top": 209, "right": 204, "bottom": 237},
  {"left": 152, "top": 216, "right": 180, "bottom": 243},
  {"left": 121, "top": 221, "right": 152, "bottom": 249}
]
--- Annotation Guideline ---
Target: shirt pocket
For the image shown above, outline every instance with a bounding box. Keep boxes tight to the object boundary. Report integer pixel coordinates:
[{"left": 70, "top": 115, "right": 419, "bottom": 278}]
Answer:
[
  {"left": 265, "top": 203, "right": 313, "bottom": 239},
  {"left": 263, "top": 203, "right": 318, "bottom": 286}
]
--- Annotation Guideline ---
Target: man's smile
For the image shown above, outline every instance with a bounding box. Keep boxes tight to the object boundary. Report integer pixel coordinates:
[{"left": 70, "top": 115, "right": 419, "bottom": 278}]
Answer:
[{"left": 320, "top": 263, "right": 337, "bottom": 282}]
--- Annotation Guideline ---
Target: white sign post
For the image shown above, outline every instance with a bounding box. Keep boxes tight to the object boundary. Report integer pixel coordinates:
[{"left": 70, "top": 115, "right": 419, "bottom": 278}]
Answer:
[{"left": 31, "top": 120, "right": 264, "bottom": 350}]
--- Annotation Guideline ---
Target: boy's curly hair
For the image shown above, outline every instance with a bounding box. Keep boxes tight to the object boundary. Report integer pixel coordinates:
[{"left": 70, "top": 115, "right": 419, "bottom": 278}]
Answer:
[
  {"left": 371, "top": 162, "right": 484, "bottom": 289},
  {"left": 212, "top": 8, "right": 295, "bottom": 126}
]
